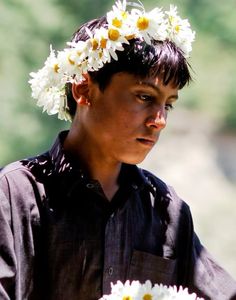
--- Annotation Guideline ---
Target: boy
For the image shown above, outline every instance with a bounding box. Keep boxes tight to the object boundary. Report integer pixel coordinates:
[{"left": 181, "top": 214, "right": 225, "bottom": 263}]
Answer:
[{"left": 0, "top": 1, "right": 236, "bottom": 299}]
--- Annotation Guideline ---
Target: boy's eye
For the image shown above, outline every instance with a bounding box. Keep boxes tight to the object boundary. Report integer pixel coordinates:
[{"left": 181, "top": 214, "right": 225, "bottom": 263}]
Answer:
[
  {"left": 165, "top": 103, "right": 174, "bottom": 111},
  {"left": 137, "top": 94, "right": 153, "bottom": 102},
  {"left": 137, "top": 94, "right": 175, "bottom": 111}
]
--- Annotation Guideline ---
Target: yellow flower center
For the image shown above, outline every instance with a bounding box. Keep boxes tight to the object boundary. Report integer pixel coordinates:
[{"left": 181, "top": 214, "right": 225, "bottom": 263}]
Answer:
[
  {"left": 67, "top": 55, "right": 75, "bottom": 65},
  {"left": 169, "top": 16, "right": 175, "bottom": 24},
  {"left": 122, "top": 297, "right": 132, "bottom": 300},
  {"left": 100, "top": 37, "right": 107, "bottom": 48},
  {"left": 125, "top": 34, "right": 135, "bottom": 40},
  {"left": 91, "top": 38, "right": 99, "bottom": 50},
  {"left": 112, "top": 17, "right": 122, "bottom": 28},
  {"left": 137, "top": 16, "right": 149, "bottom": 31},
  {"left": 53, "top": 64, "right": 59, "bottom": 73},
  {"left": 121, "top": 11, "right": 128, "bottom": 19},
  {"left": 175, "top": 25, "right": 180, "bottom": 33},
  {"left": 108, "top": 28, "right": 120, "bottom": 41},
  {"left": 143, "top": 294, "right": 152, "bottom": 300}
]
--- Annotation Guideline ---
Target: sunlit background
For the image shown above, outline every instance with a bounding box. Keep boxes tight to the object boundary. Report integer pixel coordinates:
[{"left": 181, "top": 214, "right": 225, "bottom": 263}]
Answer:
[{"left": 1, "top": 0, "right": 236, "bottom": 277}]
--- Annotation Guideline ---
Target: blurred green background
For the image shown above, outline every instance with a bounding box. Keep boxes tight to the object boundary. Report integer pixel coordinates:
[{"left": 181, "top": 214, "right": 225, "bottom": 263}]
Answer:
[{"left": 1, "top": 0, "right": 236, "bottom": 278}]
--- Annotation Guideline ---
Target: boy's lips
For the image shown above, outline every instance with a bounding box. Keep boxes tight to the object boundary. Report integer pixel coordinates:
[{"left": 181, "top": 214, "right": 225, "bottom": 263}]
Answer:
[{"left": 136, "top": 137, "right": 156, "bottom": 147}]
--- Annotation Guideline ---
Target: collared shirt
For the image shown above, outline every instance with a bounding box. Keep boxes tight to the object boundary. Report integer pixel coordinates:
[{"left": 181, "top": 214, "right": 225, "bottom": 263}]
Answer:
[{"left": 0, "top": 131, "right": 236, "bottom": 300}]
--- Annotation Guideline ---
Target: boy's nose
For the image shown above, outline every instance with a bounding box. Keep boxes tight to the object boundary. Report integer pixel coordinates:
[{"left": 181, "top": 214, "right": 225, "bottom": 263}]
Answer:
[{"left": 146, "top": 109, "right": 167, "bottom": 130}]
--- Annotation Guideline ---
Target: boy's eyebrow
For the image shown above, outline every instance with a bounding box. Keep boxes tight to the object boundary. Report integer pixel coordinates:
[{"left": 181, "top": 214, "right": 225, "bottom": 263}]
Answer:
[{"left": 137, "top": 80, "right": 179, "bottom": 100}]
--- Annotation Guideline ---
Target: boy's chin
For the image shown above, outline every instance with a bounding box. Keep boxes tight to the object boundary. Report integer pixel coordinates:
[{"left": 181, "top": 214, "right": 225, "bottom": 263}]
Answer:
[{"left": 121, "top": 154, "right": 149, "bottom": 166}]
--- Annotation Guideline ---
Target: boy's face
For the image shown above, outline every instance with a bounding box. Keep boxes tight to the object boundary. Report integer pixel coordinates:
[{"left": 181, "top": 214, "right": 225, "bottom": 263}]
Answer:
[{"left": 79, "top": 72, "right": 178, "bottom": 165}]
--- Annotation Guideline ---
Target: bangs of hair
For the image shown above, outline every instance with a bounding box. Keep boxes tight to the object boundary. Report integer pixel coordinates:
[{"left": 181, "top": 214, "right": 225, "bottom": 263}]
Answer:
[
  {"left": 147, "top": 40, "right": 192, "bottom": 89},
  {"left": 88, "top": 39, "right": 192, "bottom": 90}
]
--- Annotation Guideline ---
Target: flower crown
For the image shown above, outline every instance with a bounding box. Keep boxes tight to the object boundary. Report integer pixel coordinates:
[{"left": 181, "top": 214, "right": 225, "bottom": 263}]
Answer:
[{"left": 29, "top": 0, "right": 195, "bottom": 121}]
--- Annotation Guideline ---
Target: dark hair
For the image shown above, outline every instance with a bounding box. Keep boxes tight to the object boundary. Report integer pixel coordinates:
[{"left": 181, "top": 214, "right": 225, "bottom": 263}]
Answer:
[{"left": 66, "top": 16, "right": 192, "bottom": 117}]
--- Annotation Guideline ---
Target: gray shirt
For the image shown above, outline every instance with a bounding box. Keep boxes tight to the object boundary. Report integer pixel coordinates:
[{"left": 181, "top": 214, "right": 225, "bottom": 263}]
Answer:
[{"left": 0, "top": 131, "right": 236, "bottom": 300}]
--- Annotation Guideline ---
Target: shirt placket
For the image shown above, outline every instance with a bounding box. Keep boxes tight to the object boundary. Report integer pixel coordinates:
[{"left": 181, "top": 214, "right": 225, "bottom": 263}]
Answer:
[
  {"left": 103, "top": 212, "right": 119, "bottom": 294},
  {"left": 102, "top": 196, "right": 135, "bottom": 295}
]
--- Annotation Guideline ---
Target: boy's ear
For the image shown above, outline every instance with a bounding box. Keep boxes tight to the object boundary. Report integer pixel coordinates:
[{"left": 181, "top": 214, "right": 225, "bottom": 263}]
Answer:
[{"left": 71, "top": 74, "right": 91, "bottom": 106}]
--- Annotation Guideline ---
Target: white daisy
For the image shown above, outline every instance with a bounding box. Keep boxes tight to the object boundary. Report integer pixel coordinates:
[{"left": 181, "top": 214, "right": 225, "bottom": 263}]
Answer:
[
  {"left": 110, "top": 280, "right": 141, "bottom": 299},
  {"left": 57, "top": 49, "right": 79, "bottom": 78},
  {"left": 165, "top": 5, "right": 195, "bottom": 57},
  {"left": 36, "top": 86, "right": 63, "bottom": 115},
  {"left": 84, "top": 28, "right": 112, "bottom": 70},
  {"left": 107, "top": 1, "right": 134, "bottom": 46},
  {"left": 112, "top": 0, "right": 127, "bottom": 12},
  {"left": 42, "top": 47, "right": 65, "bottom": 84},
  {"left": 131, "top": 7, "right": 167, "bottom": 44},
  {"left": 135, "top": 280, "right": 154, "bottom": 300}
]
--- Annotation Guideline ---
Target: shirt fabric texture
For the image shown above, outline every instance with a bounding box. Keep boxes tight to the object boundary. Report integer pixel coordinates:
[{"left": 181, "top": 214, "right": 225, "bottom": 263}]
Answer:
[{"left": 0, "top": 131, "right": 236, "bottom": 300}]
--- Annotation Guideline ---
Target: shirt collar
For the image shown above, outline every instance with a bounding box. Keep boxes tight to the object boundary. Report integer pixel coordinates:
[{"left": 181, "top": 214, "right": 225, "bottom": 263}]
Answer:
[{"left": 49, "top": 130, "right": 85, "bottom": 178}]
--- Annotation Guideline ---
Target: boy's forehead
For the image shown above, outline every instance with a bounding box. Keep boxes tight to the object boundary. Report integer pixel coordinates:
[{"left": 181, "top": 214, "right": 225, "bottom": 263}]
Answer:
[
  {"left": 107, "top": 72, "right": 179, "bottom": 98},
  {"left": 137, "top": 77, "right": 180, "bottom": 92},
  {"left": 127, "top": 73, "right": 179, "bottom": 93}
]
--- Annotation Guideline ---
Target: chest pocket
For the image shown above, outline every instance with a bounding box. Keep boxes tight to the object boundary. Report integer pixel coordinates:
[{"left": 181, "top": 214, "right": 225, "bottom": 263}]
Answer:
[{"left": 128, "top": 250, "right": 177, "bottom": 285}]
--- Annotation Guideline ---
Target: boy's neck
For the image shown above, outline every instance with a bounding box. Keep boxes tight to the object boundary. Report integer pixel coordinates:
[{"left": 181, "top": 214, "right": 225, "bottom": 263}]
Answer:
[{"left": 63, "top": 129, "right": 121, "bottom": 201}]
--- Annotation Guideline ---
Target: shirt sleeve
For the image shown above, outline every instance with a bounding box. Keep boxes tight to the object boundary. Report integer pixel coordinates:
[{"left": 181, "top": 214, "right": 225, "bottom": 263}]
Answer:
[
  {"left": 178, "top": 201, "right": 236, "bottom": 300},
  {"left": 0, "top": 168, "right": 40, "bottom": 300},
  {"left": 0, "top": 182, "right": 16, "bottom": 300},
  {"left": 187, "top": 232, "right": 236, "bottom": 300}
]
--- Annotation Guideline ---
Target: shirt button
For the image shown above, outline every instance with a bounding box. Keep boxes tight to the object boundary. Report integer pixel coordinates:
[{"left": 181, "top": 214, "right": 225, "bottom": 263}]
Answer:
[
  {"left": 108, "top": 266, "right": 113, "bottom": 276},
  {"left": 86, "top": 183, "right": 94, "bottom": 189}
]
